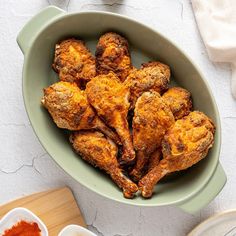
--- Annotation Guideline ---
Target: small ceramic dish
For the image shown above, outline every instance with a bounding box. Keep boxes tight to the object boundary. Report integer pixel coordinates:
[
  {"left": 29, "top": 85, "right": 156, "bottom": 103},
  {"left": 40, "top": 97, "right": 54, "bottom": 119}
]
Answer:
[
  {"left": 188, "top": 210, "right": 236, "bottom": 236},
  {"left": 58, "top": 224, "right": 97, "bottom": 236},
  {"left": 0, "top": 207, "right": 48, "bottom": 236}
]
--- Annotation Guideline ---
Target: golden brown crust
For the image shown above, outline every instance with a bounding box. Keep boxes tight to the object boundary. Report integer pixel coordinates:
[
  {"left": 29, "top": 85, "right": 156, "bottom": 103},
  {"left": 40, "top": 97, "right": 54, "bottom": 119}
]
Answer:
[
  {"left": 86, "top": 72, "right": 135, "bottom": 164},
  {"left": 86, "top": 73, "right": 129, "bottom": 124},
  {"left": 125, "top": 61, "right": 170, "bottom": 109},
  {"left": 139, "top": 111, "right": 215, "bottom": 198},
  {"left": 130, "top": 91, "right": 174, "bottom": 181},
  {"left": 162, "top": 111, "right": 215, "bottom": 160},
  {"left": 95, "top": 32, "right": 132, "bottom": 82},
  {"left": 42, "top": 81, "right": 95, "bottom": 130},
  {"left": 162, "top": 87, "right": 192, "bottom": 120},
  {"left": 70, "top": 131, "right": 138, "bottom": 198},
  {"left": 41, "top": 81, "right": 120, "bottom": 143},
  {"left": 52, "top": 38, "right": 96, "bottom": 89}
]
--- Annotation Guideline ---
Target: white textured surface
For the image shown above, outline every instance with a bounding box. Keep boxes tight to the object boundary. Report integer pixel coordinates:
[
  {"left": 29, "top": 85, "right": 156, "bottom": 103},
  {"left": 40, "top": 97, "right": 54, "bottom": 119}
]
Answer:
[{"left": 0, "top": 1, "right": 235, "bottom": 235}]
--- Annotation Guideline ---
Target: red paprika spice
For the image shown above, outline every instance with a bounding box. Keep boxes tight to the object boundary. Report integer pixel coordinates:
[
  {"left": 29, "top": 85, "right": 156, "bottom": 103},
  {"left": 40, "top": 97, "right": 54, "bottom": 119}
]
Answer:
[{"left": 2, "top": 220, "right": 41, "bottom": 236}]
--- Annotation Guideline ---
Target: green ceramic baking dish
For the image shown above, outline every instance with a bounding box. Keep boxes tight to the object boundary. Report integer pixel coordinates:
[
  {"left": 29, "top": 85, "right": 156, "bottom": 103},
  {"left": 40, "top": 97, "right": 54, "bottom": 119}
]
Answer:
[{"left": 17, "top": 6, "right": 226, "bottom": 213}]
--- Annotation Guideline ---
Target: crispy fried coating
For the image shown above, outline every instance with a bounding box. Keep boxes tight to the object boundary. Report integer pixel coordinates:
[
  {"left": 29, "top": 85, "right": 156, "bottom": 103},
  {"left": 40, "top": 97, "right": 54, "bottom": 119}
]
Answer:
[
  {"left": 95, "top": 32, "right": 132, "bottom": 82},
  {"left": 86, "top": 72, "right": 135, "bottom": 164},
  {"left": 124, "top": 61, "right": 170, "bottom": 109},
  {"left": 41, "top": 81, "right": 120, "bottom": 143},
  {"left": 70, "top": 131, "right": 138, "bottom": 198},
  {"left": 130, "top": 91, "right": 175, "bottom": 181},
  {"left": 139, "top": 111, "right": 215, "bottom": 198},
  {"left": 162, "top": 87, "right": 192, "bottom": 120},
  {"left": 52, "top": 38, "right": 96, "bottom": 89}
]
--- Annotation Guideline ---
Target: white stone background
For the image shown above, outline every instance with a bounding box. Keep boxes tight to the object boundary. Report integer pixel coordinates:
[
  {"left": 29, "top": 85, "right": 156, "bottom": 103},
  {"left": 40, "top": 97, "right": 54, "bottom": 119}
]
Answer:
[{"left": 0, "top": 0, "right": 235, "bottom": 235}]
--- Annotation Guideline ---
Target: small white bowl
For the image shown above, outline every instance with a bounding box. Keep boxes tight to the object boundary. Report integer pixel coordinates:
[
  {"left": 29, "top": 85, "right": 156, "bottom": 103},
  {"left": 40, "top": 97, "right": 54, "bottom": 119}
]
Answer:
[
  {"left": 0, "top": 207, "right": 48, "bottom": 236},
  {"left": 58, "top": 224, "right": 97, "bottom": 236}
]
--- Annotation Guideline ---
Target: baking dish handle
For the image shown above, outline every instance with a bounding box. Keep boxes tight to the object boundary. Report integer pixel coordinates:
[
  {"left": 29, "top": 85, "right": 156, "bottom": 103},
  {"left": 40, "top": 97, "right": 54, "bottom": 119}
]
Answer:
[
  {"left": 177, "top": 163, "right": 226, "bottom": 214},
  {"left": 17, "top": 6, "right": 65, "bottom": 55}
]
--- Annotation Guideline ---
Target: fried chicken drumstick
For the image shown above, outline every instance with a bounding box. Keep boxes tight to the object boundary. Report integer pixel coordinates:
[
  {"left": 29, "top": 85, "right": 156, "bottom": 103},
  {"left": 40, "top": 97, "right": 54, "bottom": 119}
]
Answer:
[
  {"left": 141, "top": 87, "right": 193, "bottom": 175},
  {"left": 139, "top": 111, "right": 215, "bottom": 198},
  {"left": 86, "top": 72, "right": 135, "bottom": 164},
  {"left": 52, "top": 38, "right": 96, "bottom": 89},
  {"left": 125, "top": 61, "right": 170, "bottom": 109},
  {"left": 70, "top": 131, "right": 138, "bottom": 198},
  {"left": 130, "top": 91, "right": 175, "bottom": 181},
  {"left": 95, "top": 32, "right": 133, "bottom": 82},
  {"left": 41, "top": 81, "right": 120, "bottom": 144}
]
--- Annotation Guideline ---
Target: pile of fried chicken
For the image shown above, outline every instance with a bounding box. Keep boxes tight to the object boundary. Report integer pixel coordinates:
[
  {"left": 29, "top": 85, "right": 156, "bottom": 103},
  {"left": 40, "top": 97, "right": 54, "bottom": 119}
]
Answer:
[{"left": 41, "top": 32, "right": 215, "bottom": 199}]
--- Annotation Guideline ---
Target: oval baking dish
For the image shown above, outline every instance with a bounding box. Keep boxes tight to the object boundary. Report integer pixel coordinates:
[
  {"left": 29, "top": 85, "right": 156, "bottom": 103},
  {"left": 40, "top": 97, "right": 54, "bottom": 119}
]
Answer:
[{"left": 17, "top": 6, "right": 226, "bottom": 213}]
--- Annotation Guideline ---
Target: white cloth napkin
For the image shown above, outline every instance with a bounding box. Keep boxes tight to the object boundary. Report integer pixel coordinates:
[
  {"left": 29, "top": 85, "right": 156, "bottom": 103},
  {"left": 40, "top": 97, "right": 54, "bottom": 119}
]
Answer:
[{"left": 191, "top": 0, "right": 236, "bottom": 98}]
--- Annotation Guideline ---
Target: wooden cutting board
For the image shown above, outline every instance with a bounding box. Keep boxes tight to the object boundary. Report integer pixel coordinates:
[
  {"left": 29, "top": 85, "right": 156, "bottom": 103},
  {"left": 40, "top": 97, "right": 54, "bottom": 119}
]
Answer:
[{"left": 0, "top": 187, "right": 86, "bottom": 235}]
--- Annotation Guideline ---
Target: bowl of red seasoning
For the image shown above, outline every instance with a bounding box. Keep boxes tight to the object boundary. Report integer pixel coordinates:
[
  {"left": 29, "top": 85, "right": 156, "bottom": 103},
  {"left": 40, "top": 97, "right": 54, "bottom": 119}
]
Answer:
[{"left": 0, "top": 208, "right": 48, "bottom": 236}]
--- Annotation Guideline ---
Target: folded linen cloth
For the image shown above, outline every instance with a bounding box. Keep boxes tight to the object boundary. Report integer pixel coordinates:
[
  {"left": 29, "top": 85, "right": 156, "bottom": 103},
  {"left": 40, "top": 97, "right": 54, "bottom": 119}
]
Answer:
[{"left": 191, "top": 0, "right": 236, "bottom": 98}]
